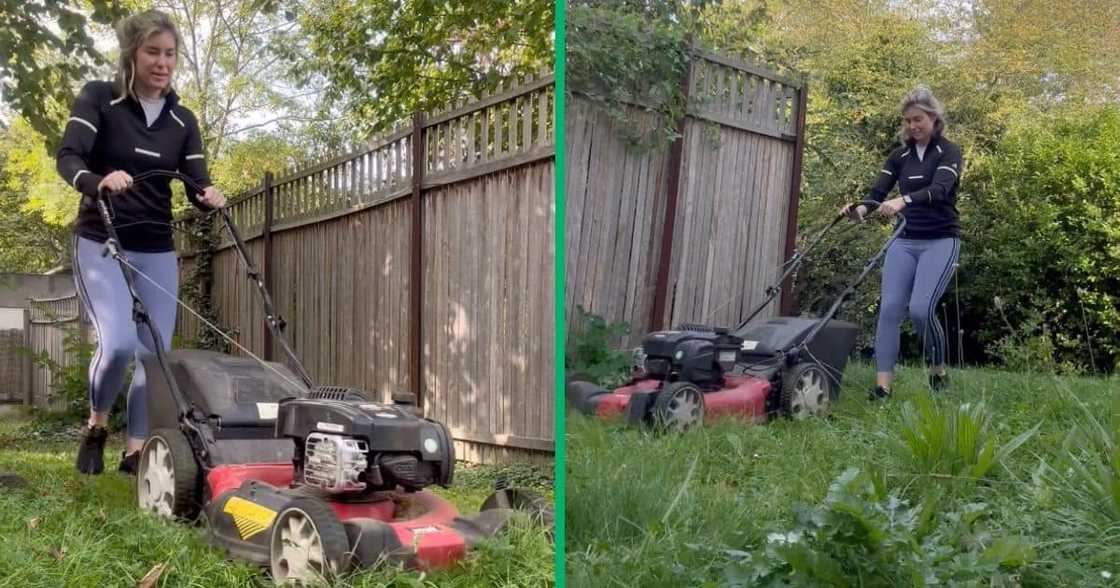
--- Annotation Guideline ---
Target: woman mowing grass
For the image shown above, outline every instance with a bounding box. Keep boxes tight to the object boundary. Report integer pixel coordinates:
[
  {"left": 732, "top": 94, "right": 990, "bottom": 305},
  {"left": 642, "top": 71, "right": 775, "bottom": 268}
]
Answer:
[
  {"left": 841, "top": 86, "right": 963, "bottom": 400},
  {"left": 56, "top": 10, "right": 225, "bottom": 475}
]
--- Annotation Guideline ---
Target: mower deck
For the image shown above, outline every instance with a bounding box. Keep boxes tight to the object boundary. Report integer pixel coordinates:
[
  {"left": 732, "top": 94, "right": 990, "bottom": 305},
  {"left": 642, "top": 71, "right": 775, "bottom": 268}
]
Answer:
[
  {"left": 588, "top": 376, "right": 771, "bottom": 425},
  {"left": 205, "top": 462, "right": 507, "bottom": 570}
]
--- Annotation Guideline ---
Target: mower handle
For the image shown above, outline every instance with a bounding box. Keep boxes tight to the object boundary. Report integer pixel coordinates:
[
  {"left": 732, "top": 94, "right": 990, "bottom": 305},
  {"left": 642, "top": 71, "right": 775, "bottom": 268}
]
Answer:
[
  {"left": 97, "top": 169, "right": 316, "bottom": 391},
  {"left": 732, "top": 199, "right": 901, "bottom": 332},
  {"left": 840, "top": 199, "right": 884, "bottom": 222}
]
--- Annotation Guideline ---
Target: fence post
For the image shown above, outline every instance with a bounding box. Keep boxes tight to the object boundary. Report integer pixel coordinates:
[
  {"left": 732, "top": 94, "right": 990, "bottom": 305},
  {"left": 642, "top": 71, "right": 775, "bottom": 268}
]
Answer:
[
  {"left": 262, "top": 171, "right": 275, "bottom": 360},
  {"left": 780, "top": 82, "right": 808, "bottom": 315},
  {"left": 410, "top": 112, "right": 426, "bottom": 412},
  {"left": 22, "top": 308, "right": 31, "bottom": 406},
  {"left": 649, "top": 41, "right": 694, "bottom": 331}
]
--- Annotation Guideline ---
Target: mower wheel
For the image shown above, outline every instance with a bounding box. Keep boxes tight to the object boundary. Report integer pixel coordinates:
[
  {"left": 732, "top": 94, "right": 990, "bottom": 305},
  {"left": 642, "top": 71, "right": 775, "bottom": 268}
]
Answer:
[
  {"left": 781, "top": 362, "right": 835, "bottom": 420},
  {"left": 653, "top": 381, "right": 704, "bottom": 432},
  {"left": 269, "top": 496, "right": 351, "bottom": 586},
  {"left": 137, "top": 428, "right": 200, "bottom": 521}
]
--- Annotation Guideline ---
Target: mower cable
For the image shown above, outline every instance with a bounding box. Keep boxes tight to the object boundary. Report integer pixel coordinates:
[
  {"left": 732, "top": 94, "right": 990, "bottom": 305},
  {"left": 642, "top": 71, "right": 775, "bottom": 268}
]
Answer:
[
  {"left": 112, "top": 255, "right": 306, "bottom": 392},
  {"left": 800, "top": 344, "right": 845, "bottom": 388}
]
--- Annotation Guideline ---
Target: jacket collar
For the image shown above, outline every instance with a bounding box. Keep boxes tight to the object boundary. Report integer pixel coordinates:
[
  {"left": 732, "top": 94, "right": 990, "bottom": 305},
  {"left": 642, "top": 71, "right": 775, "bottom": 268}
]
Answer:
[
  {"left": 121, "top": 87, "right": 180, "bottom": 125},
  {"left": 905, "top": 129, "right": 943, "bottom": 150}
]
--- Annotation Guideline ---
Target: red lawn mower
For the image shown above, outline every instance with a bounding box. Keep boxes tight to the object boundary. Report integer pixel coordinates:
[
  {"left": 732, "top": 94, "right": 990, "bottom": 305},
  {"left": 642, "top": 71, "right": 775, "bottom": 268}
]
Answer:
[
  {"left": 92, "top": 170, "right": 550, "bottom": 585},
  {"left": 567, "top": 201, "right": 904, "bottom": 431}
]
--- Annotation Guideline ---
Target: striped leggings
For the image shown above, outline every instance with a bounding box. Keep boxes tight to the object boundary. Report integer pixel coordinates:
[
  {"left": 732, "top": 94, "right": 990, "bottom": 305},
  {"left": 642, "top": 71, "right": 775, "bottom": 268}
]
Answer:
[
  {"left": 875, "top": 237, "right": 960, "bottom": 373},
  {"left": 73, "top": 236, "right": 179, "bottom": 439}
]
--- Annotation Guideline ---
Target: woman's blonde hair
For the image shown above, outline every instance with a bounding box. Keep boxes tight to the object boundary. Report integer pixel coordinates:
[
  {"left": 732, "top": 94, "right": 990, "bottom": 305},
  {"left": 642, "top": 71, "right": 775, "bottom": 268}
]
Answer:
[
  {"left": 113, "top": 10, "right": 183, "bottom": 100},
  {"left": 898, "top": 85, "right": 947, "bottom": 143}
]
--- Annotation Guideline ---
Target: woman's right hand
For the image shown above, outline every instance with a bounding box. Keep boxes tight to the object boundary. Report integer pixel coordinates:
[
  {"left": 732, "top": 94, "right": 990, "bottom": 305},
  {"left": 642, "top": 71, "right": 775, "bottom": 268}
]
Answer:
[
  {"left": 840, "top": 203, "right": 868, "bottom": 221},
  {"left": 97, "top": 171, "right": 133, "bottom": 193}
]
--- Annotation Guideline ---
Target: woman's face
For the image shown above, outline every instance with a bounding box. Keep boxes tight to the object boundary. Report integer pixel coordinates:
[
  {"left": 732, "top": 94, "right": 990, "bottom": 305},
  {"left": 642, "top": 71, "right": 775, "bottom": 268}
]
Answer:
[
  {"left": 904, "top": 106, "right": 936, "bottom": 144},
  {"left": 133, "top": 31, "right": 177, "bottom": 96}
]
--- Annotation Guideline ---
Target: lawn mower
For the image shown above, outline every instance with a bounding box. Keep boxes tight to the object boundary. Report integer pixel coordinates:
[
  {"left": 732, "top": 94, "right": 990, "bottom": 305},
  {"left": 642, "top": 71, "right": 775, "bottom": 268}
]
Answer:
[
  {"left": 567, "top": 200, "right": 905, "bottom": 431},
  {"left": 91, "top": 170, "right": 550, "bottom": 584}
]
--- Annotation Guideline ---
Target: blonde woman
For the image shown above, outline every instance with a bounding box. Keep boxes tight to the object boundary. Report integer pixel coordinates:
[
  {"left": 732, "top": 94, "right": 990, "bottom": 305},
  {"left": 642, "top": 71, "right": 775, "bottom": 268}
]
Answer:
[
  {"left": 843, "top": 86, "right": 963, "bottom": 400},
  {"left": 56, "top": 10, "right": 225, "bottom": 474}
]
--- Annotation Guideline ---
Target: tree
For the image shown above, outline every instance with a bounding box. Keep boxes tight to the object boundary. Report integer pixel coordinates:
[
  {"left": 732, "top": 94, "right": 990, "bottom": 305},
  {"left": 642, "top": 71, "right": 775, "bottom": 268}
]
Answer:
[
  {"left": 0, "top": 1, "right": 132, "bottom": 149},
  {"left": 0, "top": 118, "right": 72, "bottom": 271},
  {"left": 279, "top": 0, "right": 553, "bottom": 133}
]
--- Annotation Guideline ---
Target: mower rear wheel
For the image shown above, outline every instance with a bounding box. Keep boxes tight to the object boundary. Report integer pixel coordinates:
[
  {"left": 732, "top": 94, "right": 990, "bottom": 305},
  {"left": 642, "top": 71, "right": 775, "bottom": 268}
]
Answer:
[
  {"left": 653, "top": 381, "right": 705, "bottom": 432},
  {"left": 137, "top": 428, "right": 200, "bottom": 522},
  {"left": 781, "top": 362, "right": 835, "bottom": 420},
  {"left": 269, "top": 497, "right": 351, "bottom": 586}
]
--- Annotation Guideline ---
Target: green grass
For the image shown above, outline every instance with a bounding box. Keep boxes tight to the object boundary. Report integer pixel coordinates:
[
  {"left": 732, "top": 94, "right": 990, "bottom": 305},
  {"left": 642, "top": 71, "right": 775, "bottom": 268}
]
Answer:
[
  {"left": 566, "top": 362, "right": 1120, "bottom": 587},
  {"left": 0, "top": 411, "right": 553, "bottom": 588}
]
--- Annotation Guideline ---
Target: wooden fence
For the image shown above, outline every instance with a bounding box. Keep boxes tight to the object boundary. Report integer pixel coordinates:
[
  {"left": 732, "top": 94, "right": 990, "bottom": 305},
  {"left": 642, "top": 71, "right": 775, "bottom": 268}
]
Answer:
[
  {"left": 175, "top": 74, "right": 555, "bottom": 464},
  {"left": 565, "top": 49, "right": 806, "bottom": 346},
  {"left": 0, "top": 327, "right": 25, "bottom": 403},
  {"left": 23, "top": 295, "right": 92, "bottom": 410}
]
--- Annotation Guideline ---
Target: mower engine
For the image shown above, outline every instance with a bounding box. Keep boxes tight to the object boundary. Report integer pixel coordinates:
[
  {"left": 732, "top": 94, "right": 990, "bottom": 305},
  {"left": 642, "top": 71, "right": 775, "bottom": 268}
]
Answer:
[
  {"left": 639, "top": 325, "right": 743, "bottom": 389},
  {"left": 276, "top": 387, "right": 454, "bottom": 494}
]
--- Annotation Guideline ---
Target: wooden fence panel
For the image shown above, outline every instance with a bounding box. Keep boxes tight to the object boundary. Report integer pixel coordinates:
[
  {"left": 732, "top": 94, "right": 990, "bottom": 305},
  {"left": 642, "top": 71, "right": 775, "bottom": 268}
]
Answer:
[
  {"left": 26, "top": 296, "right": 91, "bottom": 410},
  {"left": 566, "top": 51, "right": 804, "bottom": 346},
  {"left": 172, "top": 75, "right": 555, "bottom": 462},
  {"left": 663, "top": 119, "right": 795, "bottom": 328},
  {"left": 563, "top": 99, "right": 672, "bottom": 344},
  {"left": 0, "top": 328, "right": 23, "bottom": 403}
]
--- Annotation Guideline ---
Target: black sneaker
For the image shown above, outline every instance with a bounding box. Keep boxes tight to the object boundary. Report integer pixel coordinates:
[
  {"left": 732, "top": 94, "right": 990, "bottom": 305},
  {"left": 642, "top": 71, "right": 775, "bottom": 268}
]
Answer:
[
  {"left": 76, "top": 425, "right": 109, "bottom": 475},
  {"left": 118, "top": 451, "right": 140, "bottom": 475},
  {"left": 930, "top": 373, "right": 949, "bottom": 392},
  {"left": 868, "top": 385, "right": 892, "bottom": 401}
]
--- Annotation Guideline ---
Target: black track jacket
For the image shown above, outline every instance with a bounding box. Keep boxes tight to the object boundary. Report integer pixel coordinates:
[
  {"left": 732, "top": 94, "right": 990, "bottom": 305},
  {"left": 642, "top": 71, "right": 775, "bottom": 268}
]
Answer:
[
  {"left": 867, "top": 133, "right": 963, "bottom": 239},
  {"left": 56, "top": 81, "right": 212, "bottom": 252}
]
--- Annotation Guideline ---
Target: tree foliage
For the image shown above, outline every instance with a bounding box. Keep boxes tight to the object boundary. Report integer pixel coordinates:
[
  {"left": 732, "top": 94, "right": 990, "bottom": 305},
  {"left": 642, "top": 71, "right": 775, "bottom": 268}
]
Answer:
[
  {"left": 278, "top": 0, "right": 553, "bottom": 133},
  {"left": 567, "top": 1, "right": 693, "bottom": 150},
  {"left": 0, "top": 0, "right": 133, "bottom": 149},
  {"left": 0, "top": 118, "right": 72, "bottom": 271}
]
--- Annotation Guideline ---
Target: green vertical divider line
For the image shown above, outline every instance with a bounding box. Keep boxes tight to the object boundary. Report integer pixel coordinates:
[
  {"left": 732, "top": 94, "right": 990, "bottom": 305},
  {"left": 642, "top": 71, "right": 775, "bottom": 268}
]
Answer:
[{"left": 553, "top": 0, "right": 567, "bottom": 586}]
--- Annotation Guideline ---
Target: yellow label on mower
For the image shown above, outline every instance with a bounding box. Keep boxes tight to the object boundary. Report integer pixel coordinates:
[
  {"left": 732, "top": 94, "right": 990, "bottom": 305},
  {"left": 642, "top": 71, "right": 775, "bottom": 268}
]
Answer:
[{"left": 223, "top": 496, "right": 278, "bottom": 540}]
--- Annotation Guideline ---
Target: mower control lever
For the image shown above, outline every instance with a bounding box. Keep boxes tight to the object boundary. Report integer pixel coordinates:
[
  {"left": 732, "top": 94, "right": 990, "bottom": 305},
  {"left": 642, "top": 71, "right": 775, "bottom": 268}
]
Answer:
[{"left": 842, "top": 199, "right": 883, "bottom": 222}]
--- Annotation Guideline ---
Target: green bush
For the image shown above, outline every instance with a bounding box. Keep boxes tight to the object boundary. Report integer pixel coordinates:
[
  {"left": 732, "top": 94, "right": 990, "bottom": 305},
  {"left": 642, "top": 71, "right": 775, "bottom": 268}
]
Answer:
[
  {"left": 959, "top": 106, "right": 1120, "bottom": 373},
  {"left": 565, "top": 306, "right": 633, "bottom": 388},
  {"left": 25, "top": 327, "right": 93, "bottom": 419},
  {"left": 25, "top": 325, "right": 128, "bottom": 431}
]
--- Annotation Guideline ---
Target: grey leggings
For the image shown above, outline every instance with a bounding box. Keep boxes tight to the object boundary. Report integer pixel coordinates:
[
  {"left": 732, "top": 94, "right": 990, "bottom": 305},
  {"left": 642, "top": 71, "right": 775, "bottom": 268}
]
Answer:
[
  {"left": 875, "top": 236, "right": 960, "bottom": 373},
  {"left": 73, "top": 236, "right": 178, "bottom": 439}
]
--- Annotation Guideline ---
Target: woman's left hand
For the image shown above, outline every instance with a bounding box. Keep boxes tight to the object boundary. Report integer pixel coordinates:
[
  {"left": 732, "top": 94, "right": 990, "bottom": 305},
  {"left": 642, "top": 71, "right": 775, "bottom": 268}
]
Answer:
[
  {"left": 878, "top": 196, "right": 906, "bottom": 218},
  {"left": 200, "top": 186, "right": 226, "bottom": 209}
]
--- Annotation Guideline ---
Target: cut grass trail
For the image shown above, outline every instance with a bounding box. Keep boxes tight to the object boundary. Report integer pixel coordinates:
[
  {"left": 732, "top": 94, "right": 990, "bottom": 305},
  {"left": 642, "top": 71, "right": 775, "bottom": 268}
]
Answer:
[
  {"left": 566, "top": 362, "right": 1120, "bottom": 587},
  {"left": 0, "top": 410, "right": 553, "bottom": 588}
]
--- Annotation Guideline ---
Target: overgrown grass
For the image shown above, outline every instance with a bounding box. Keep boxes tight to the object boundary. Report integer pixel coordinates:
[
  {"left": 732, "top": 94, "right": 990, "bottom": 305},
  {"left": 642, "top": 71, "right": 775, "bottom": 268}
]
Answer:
[
  {"left": 566, "top": 362, "right": 1120, "bottom": 587},
  {"left": 0, "top": 411, "right": 553, "bottom": 587}
]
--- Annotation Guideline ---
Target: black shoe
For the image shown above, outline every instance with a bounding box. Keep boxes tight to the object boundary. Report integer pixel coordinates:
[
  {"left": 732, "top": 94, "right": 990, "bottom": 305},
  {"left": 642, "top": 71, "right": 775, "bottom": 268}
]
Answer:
[
  {"left": 76, "top": 425, "right": 108, "bottom": 475},
  {"left": 868, "top": 385, "right": 892, "bottom": 401},
  {"left": 930, "top": 373, "right": 949, "bottom": 392},
  {"left": 118, "top": 451, "right": 140, "bottom": 475}
]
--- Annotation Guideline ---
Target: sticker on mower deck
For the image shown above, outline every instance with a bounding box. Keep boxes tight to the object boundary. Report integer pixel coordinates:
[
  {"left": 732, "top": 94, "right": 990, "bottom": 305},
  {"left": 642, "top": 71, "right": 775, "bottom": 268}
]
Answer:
[
  {"left": 741, "top": 340, "right": 759, "bottom": 351},
  {"left": 223, "top": 496, "right": 277, "bottom": 540},
  {"left": 317, "top": 422, "right": 345, "bottom": 433},
  {"left": 256, "top": 402, "right": 278, "bottom": 420},
  {"left": 408, "top": 525, "right": 442, "bottom": 536}
]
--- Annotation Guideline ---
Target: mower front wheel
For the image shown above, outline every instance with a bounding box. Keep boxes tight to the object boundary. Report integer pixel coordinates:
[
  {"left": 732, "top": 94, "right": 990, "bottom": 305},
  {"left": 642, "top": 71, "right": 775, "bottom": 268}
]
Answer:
[
  {"left": 653, "top": 381, "right": 705, "bottom": 432},
  {"left": 137, "top": 428, "right": 200, "bottom": 522},
  {"left": 269, "top": 496, "right": 351, "bottom": 586},
  {"left": 780, "top": 362, "right": 835, "bottom": 420}
]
